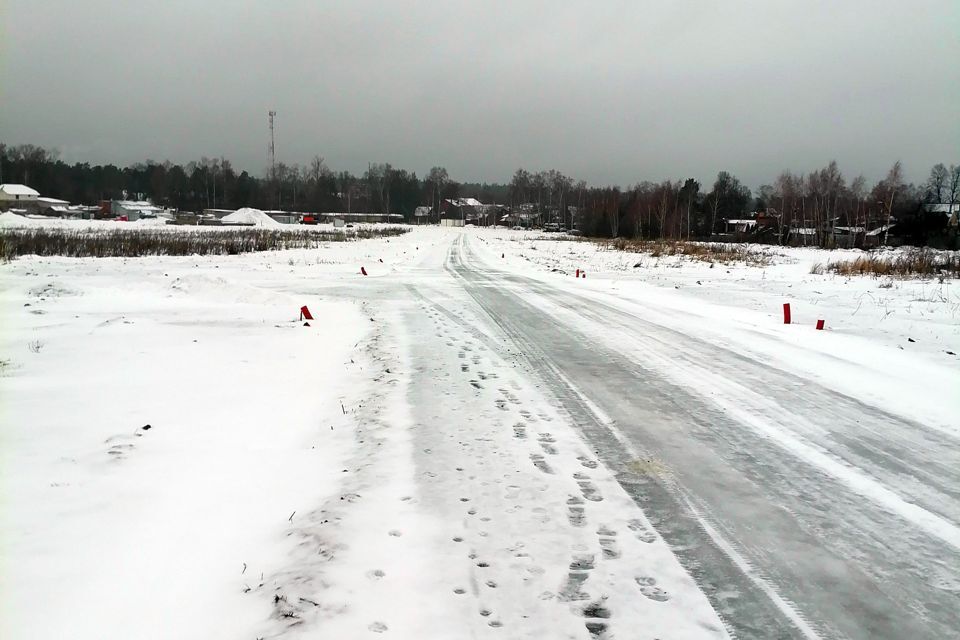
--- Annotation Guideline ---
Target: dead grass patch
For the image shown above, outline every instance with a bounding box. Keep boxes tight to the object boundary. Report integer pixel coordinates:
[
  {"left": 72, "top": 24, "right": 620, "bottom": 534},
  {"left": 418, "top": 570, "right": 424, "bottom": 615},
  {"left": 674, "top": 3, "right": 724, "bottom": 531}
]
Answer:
[
  {"left": 0, "top": 226, "right": 408, "bottom": 260},
  {"left": 606, "top": 238, "right": 773, "bottom": 266},
  {"left": 811, "top": 249, "right": 960, "bottom": 278}
]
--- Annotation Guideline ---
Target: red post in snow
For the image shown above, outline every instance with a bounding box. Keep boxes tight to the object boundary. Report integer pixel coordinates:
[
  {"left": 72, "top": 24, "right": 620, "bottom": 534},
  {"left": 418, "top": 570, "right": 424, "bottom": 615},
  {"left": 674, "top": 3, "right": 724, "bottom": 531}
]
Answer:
[
  {"left": 783, "top": 303, "right": 791, "bottom": 324},
  {"left": 576, "top": 268, "right": 580, "bottom": 278},
  {"left": 816, "top": 319, "right": 825, "bottom": 330},
  {"left": 361, "top": 267, "right": 368, "bottom": 276},
  {"left": 300, "top": 305, "right": 314, "bottom": 321}
]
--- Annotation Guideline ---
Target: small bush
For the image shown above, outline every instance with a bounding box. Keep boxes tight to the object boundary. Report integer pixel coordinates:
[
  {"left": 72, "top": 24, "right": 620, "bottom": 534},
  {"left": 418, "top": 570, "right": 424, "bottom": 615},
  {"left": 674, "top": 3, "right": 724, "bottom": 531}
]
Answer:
[
  {"left": 0, "top": 226, "right": 409, "bottom": 260},
  {"left": 815, "top": 249, "right": 960, "bottom": 278}
]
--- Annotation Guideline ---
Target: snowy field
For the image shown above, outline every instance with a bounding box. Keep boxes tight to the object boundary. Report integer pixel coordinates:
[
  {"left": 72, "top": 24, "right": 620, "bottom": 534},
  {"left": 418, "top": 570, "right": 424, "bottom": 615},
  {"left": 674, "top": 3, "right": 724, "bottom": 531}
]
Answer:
[
  {"left": 2, "top": 226, "right": 958, "bottom": 639},
  {"left": 0, "top": 209, "right": 400, "bottom": 233},
  {"left": 478, "top": 229, "right": 960, "bottom": 360}
]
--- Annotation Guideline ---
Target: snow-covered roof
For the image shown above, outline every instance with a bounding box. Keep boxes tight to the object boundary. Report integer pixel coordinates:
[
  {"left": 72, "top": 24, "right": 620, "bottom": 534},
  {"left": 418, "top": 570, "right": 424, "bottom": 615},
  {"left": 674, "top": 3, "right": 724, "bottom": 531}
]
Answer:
[
  {"left": 116, "top": 200, "right": 163, "bottom": 213},
  {"left": 924, "top": 203, "right": 959, "bottom": 213},
  {"left": 445, "top": 197, "right": 484, "bottom": 207},
  {"left": 0, "top": 184, "right": 40, "bottom": 197},
  {"left": 834, "top": 226, "right": 865, "bottom": 233},
  {"left": 866, "top": 225, "right": 894, "bottom": 236},
  {"left": 37, "top": 196, "right": 70, "bottom": 206}
]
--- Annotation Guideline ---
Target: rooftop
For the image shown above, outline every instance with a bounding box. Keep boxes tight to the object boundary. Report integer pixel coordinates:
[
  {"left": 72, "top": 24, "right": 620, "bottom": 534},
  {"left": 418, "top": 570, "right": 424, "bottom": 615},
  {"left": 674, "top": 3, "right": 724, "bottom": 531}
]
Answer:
[{"left": 0, "top": 184, "right": 40, "bottom": 197}]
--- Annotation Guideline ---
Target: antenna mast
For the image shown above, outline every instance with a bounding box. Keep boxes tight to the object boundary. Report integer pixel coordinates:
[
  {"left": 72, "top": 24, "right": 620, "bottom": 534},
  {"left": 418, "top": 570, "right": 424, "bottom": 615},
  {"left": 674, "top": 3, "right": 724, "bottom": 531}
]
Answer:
[{"left": 268, "top": 110, "right": 277, "bottom": 180}]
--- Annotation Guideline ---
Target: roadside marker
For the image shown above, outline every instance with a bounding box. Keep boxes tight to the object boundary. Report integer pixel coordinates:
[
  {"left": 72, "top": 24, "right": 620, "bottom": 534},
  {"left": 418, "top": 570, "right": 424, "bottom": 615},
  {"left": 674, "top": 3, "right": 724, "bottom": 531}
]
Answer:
[
  {"left": 361, "top": 267, "right": 368, "bottom": 276},
  {"left": 299, "top": 305, "right": 313, "bottom": 321},
  {"left": 783, "top": 303, "right": 791, "bottom": 324},
  {"left": 816, "top": 319, "right": 825, "bottom": 330},
  {"left": 576, "top": 268, "right": 580, "bottom": 278}
]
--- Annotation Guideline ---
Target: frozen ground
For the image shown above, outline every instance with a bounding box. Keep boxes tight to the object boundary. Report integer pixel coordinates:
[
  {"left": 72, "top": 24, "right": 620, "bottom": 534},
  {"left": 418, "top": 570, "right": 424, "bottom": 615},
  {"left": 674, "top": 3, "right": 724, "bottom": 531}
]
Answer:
[{"left": 1, "top": 226, "right": 958, "bottom": 639}]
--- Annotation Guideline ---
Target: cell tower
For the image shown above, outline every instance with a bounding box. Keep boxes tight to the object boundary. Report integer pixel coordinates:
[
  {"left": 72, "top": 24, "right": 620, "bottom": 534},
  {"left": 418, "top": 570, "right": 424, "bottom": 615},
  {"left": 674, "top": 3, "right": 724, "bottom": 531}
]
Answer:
[{"left": 268, "top": 110, "right": 277, "bottom": 179}]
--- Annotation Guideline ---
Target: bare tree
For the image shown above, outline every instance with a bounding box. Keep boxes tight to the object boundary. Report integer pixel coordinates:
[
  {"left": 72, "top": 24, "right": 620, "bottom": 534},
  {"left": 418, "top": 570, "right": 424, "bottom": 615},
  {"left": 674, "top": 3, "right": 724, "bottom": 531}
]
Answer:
[
  {"left": 309, "top": 155, "right": 328, "bottom": 183},
  {"left": 925, "top": 163, "right": 948, "bottom": 203},
  {"left": 948, "top": 164, "right": 960, "bottom": 213},
  {"left": 427, "top": 166, "right": 449, "bottom": 221},
  {"left": 880, "top": 161, "right": 904, "bottom": 246}
]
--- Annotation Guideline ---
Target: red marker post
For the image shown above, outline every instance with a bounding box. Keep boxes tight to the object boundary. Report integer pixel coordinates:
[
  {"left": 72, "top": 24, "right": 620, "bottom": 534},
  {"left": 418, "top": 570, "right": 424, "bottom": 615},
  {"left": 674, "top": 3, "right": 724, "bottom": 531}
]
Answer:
[
  {"left": 783, "top": 303, "right": 791, "bottom": 325},
  {"left": 816, "top": 319, "right": 825, "bottom": 330},
  {"left": 360, "top": 267, "right": 368, "bottom": 276},
  {"left": 300, "top": 305, "right": 313, "bottom": 321}
]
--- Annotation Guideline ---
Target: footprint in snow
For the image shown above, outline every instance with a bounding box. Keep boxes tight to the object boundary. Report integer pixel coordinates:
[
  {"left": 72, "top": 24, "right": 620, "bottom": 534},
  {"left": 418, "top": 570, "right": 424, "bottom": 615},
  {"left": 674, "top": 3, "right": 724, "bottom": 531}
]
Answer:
[
  {"left": 577, "top": 455, "right": 599, "bottom": 469},
  {"left": 530, "top": 453, "right": 554, "bottom": 474},
  {"left": 627, "top": 518, "right": 657, "bottom": 544},
  {"left": 636, "top": 576, "right": 671, "bottom": 601}
]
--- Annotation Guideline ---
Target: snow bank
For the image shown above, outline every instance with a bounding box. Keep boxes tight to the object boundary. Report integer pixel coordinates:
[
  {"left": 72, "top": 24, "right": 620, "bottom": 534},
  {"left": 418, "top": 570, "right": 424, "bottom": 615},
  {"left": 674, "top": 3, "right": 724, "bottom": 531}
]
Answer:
[
  {"left": 221, "top": 208, "right": 283, "bottom": 228},
  {"left": 0, "top": 211, "right": 32, "bottom": 226}
]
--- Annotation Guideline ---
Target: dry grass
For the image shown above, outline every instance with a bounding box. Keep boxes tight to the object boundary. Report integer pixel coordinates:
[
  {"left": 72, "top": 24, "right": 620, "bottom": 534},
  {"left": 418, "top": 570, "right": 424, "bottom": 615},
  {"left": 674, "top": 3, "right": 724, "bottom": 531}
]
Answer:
[
  {"left": 0, "top": 226, "right": 408, "bottom": 260},
  {"left": 811, "top": 249, "right": 960, "bottom": 278},
  {"left": 606, "top": 238, "right": 774, "bottom": 266}
]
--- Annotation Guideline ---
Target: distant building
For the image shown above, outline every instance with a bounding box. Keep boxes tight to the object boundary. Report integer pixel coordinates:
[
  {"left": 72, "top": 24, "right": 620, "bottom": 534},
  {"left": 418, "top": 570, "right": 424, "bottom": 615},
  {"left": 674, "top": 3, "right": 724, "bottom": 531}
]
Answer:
[
  {"left": 35, "top": 196, "right": 71, "bottom": 216},
  {"left": 112, "top": 200, "right": 169, "bottom": 221},
  {"left": 440, "top": 198, "right": 483, "bottom": 221},
  {"left": 724, "top": 218, "right": 757, "bottom": 234},
  {"left": 414, "top": 206, "right": 432, "bottom": 224},
  {"left": 0, "top": 184, "right": 40, "bottom": 210},
  {"left": 264, "top": 210, "right": 300, "bottom": 224},
  {"left": 924, "top": 203, "right": 959, "bottom": 228},
  {"left": 317, "top": 212, "right": 404, "bottom": 223}
]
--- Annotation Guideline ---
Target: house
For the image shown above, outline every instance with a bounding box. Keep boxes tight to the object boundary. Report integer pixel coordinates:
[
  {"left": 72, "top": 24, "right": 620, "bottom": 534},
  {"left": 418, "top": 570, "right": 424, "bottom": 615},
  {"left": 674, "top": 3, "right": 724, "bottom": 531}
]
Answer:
[
  {"left": 440, "top": 198, "right": 484, "bottom": 222},
  {"left": 832, "top": 225, "right": 866, "bottom": 247},
  {"left": 414, "top": 206, "right": 432, "bottom": 224},
  {"left": 786, "top": 226, "right": 818, "bottom": 245},
  {"left": 35, "top": 196, "right": 71, "bottom": 216},
  {"left": 924, "top": 203, "right": 960, "bottom": 228},
  {"left": 864, "top": 224, "right": 899, "bottom": 247},
  {"left": 0, "top": 184, "right": 40, "bottom": 210},
  {"left": 724, "top": 218, "right": 757, "bottom": 234}
]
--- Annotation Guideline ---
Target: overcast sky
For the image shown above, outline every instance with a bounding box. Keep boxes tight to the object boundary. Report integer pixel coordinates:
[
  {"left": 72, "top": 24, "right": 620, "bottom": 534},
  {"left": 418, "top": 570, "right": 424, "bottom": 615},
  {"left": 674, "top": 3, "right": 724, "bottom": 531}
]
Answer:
[{"left": 1, "top": 0, "right": 957, "bottom": 188}]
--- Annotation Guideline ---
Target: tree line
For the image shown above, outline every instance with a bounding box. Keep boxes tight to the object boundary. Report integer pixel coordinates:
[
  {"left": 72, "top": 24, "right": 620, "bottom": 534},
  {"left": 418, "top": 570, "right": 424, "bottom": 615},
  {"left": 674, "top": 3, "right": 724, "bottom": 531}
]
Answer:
[{"left": 2, "top": 143, "right": 956, "bottom": 246}]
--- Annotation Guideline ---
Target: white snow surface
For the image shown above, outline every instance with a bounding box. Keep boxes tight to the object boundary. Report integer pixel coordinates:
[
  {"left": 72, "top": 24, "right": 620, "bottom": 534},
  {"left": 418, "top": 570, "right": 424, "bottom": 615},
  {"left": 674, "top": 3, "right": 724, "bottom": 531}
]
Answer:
[
  {"left": 2, "top": 226, "right": 957, "bottom": 639},
  {"left": 221, "top": 207, "right": 284, "bottom": 227},
  {"left": 0, "top": 211, "right": 31, "bottom": 226}
]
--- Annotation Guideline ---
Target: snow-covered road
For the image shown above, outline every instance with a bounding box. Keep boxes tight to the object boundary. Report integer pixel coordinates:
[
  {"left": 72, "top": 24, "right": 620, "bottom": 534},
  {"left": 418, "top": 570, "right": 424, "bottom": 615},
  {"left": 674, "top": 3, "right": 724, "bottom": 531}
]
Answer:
[
  {"left": 442, "top": 233, "right": 960, "bottom": 639},
  {"left": 3, "top": 226, "right": 958, "bottom": 639}
]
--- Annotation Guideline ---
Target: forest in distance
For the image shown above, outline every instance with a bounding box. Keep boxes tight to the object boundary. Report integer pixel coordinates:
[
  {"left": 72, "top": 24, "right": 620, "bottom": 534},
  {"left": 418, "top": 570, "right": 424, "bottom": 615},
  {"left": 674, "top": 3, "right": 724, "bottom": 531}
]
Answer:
[{"left": 2, "top": 143, "right": 957, "bottom": 248}]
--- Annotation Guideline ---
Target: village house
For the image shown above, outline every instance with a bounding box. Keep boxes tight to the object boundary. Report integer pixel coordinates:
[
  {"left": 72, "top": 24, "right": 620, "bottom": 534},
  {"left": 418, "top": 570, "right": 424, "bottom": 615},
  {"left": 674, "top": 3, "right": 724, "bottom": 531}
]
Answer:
[{"left": 0, "top": 183, "right": 40, "bottom": 210}]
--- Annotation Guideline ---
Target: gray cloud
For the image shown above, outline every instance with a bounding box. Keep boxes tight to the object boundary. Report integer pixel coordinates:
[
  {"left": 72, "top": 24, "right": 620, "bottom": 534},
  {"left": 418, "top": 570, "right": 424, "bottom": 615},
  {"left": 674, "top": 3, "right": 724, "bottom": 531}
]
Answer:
[{"left": 2, "top": 0, "right": 957, "bottom": 188}]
